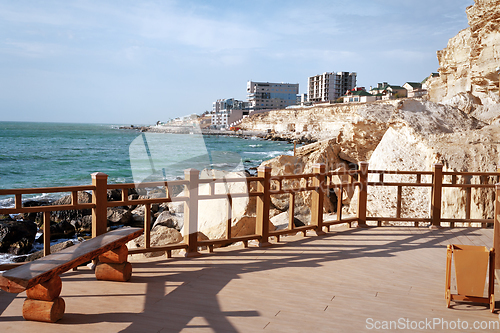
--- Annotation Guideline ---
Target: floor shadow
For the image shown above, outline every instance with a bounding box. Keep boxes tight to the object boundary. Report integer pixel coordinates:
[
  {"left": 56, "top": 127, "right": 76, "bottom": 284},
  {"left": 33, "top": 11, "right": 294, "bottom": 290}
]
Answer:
[{"left": 1, "top": 226, "right": 493, "bottom": 331}]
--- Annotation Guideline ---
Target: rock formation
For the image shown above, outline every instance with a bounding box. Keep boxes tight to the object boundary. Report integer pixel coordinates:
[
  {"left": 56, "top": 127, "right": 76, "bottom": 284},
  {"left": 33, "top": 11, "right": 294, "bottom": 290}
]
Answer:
[
  {"left": 427, "top": 0, "right": 500, "bottom": 122},
  {"left": 0, "top": 218, "right": 37, "bottom": 254},
  {"left": 126, "top": 226, "right": 183, "bottom": 259}
]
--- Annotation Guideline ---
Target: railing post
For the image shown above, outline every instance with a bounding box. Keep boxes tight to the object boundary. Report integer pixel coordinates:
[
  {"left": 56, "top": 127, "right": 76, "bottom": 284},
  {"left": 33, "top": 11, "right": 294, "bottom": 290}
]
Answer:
[
  {"left": 256, "top": 166, "right": 272, "bottom": 247},
  {"left": 91, "top": 172, "right": 108, "bottom": 238},
  {"left": 311, "top": 163, "right": 326, "bottom": 235},
  {"left": 357, "top": 161, "right": 369, "bottom": 228},
  {"left": 184, "top": 168, "right": 200, "bottom": 257},
  {"left": 431, "top": 163, "right": 443, "bottom": 229},
  {"left": 494, "top": 184, "right": 500, "bottom": 274}
]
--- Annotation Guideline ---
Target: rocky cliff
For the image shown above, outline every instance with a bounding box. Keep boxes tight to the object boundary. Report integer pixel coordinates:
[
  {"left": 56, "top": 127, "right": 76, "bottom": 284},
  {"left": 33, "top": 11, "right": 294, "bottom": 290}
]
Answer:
[
  {"left": 242, "top": 99, "right": 495, "bottom": 222},
  {"left": 428, "top": 0, "right": 500, "bottom": 122}
]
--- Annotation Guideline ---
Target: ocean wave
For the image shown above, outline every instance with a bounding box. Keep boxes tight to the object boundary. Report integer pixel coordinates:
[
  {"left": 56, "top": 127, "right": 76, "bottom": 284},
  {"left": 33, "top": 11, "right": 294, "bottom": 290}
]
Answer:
[
  {"left": 0, "top": 253, "right": 15, "bottom": 265},
  {"left": 248, "top": 144, "right": 263, "bottom": 148},
  {"left": 0, "top": 192, "right": 66, "bottom": 209},
  {"left": 246, "top": 151, "right": 287, "bottom": 158},
  {"left": 0, "top": 197, "right": 14, "bottom": 209}
]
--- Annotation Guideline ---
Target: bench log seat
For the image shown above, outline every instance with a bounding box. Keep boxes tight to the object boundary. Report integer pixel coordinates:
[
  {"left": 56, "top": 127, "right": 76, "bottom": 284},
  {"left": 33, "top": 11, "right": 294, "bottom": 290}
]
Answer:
[{"left": 0, "top": 227, "right": 143, "bottom": 322}]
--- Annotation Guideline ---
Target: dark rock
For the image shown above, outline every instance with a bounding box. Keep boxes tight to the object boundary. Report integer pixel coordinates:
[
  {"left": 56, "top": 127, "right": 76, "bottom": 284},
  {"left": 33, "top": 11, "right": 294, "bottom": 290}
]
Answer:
[
  {"left": 107, "top": 208, "right": 132, "bottom": 225},
  {"left": 71, "top": 215, "right": 92, "bottom": 234},
  {"left": 0, "top": 220, "right": 37, "bottom": 254},
  {"left": 23, "top": 240, "right": 75, "bottom": 262},
  {"left": 107, "top": 189, "right": 122, "bottom": 201},
  {"left": 127, "top": 193, "right": 140, "bottom": 210},
  {"left": 20, "top": 200, "right": 52, "bottom": 223},
  {"left": 0, "top": 214, "right": 13, "bottom": 221},
  {"left": 167, "top": 184, "right": 185, "bottom": 197},
  {"left": 293, "top": 217, "right": 305, "bottom": 227},
  {"left": 40, "top": 220, "right": 76, "bottom": 240},
  {"left": 51, "top": 191, "right": 92, "bottom": 222}
]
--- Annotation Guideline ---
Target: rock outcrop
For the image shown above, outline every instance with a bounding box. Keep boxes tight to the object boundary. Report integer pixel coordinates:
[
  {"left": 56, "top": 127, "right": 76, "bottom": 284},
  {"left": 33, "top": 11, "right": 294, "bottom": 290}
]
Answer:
[
  {"left": 0, "top": 219, "right": 37, "bottom": 254},
  {"left": 427, "top": 0, "right": 500, "bottom": 122},
  {"left": 127, "top": 226, "right": 183, "bottom": 258}
]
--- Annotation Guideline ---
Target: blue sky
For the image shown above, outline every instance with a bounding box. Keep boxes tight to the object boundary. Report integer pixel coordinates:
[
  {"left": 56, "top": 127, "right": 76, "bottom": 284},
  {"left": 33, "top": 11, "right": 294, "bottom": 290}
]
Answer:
[{"left": 0, "top": 0, "right": 474, "bottom": 124}]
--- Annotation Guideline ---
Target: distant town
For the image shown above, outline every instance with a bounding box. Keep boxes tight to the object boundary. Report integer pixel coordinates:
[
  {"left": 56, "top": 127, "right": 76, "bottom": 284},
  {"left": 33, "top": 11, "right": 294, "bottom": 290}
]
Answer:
[{"left": 159, "top": 71, "right": 439, "bottom": 130}]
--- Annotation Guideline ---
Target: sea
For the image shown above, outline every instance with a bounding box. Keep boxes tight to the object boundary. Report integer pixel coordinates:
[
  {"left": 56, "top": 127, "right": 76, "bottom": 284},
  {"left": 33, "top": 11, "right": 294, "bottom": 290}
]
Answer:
[{"left": 0, "top": 121, "right": 293, "bottom": 263}]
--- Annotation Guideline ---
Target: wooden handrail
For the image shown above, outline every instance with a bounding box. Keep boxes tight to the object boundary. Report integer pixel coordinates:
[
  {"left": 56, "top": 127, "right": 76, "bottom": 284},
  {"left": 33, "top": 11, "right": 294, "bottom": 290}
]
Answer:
[
  {"left": 0, "top": 185, "right": 95, "bottom": 196},
  {"left": 3, "top": 162, "right": 500, "bottom": 264}
]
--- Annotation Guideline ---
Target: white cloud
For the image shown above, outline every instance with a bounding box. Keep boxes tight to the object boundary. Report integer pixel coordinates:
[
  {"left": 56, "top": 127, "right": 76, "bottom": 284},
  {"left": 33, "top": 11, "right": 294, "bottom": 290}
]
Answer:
[{"left": 1, "top": 41, "right": 65, "bottom": 58}]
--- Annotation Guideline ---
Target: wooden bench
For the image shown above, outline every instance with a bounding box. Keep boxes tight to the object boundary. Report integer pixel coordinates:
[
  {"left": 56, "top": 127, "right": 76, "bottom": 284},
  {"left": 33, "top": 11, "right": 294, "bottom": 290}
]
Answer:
[{"left": 0, "top": 227, "right": 143, "bottom": 323}]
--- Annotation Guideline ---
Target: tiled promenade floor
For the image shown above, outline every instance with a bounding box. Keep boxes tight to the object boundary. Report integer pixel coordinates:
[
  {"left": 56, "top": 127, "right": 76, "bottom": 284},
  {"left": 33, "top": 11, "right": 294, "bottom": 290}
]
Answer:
[{"left": 1, "top": 226, "right": 499, "bottom": 332}]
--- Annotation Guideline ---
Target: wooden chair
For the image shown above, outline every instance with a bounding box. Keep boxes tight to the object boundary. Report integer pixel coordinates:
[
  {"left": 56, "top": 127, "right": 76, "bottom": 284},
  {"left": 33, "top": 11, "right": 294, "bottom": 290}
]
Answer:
[{"left": 445, "top": 244, "right": 495, "bottom": 313}]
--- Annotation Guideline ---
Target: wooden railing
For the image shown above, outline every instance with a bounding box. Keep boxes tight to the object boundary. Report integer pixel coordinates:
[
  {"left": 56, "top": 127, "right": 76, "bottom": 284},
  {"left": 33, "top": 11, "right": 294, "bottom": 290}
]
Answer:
[{"left": 1, "top": 162, "right": 500, "bottom": 269}]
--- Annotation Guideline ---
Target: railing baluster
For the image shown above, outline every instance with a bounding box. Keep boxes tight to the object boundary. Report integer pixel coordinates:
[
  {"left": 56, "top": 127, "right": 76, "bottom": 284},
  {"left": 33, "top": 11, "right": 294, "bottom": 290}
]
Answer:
[
  {"left": 311, "top": 163, "right": 325, "bottom": 235},
  {"left": 184, "top": 169, "right": 200, "bottom": 257},
  {"left": 71, "top": 191, "right": 78, "bottom": 205},
  {"left": 357, "top": 162, "right": 369, "bottom": 228},
  {"left": 225, "top": 196, "right": 232, "bottom": 241},
  {"left": 144, "top": 203, "right": 151, "bottom": 249},
  {"left": 431, "top": 164, "right": 443, "bottom": 229},
  {"left": 288, "top": 192, "right": 295, "bottom": 230},
  {"left": 122, "top": 187, "right": 129, "bottom": 203},
  {"left": 494, "top": 184, "right": 500, "bottom": 269},
  {"left": 43, "top": 211, "right": 51, "bottom": 256},
  {"left": 465, "top": 187, "right": 471, "bottom": 226},
  {"left": 396, "top": 185, "right": 402, "bottom": 220},
  {"left": 91, "top": 172, "right": 108, "bottom": 238},
  {"left": 256, "top": 166, "right": 271, "bottom": 247},
  {"left": 337, "top": 183, "right": 343, "bottom": 223},
  {"left": 15, "top": 193, "right": 22, "bottom": 209}
]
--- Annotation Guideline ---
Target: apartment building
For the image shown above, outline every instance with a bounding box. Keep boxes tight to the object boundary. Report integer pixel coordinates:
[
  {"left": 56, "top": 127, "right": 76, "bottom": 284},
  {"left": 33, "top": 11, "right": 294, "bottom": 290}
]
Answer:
[
  {"left": 246, "top": 81, "right": 299, "bottom": 112},
  {"left": 211, "top": 98, "right": 249, "bottom": 129},
  {"left": 308, "top": 72, "right": 357, "bottom": 102}
]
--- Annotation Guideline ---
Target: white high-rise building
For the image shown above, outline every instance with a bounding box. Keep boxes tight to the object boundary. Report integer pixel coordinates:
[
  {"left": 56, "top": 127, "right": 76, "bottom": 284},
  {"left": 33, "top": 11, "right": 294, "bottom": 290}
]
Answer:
[
  {"left": 247, "top": 81, "right": 299, "bottom": 112},
  {"left": 210, "top": 98, "right": 249, "bottom": 129},
  {"left": 308, "top": 72, "right": 357, "bottom": 102}
]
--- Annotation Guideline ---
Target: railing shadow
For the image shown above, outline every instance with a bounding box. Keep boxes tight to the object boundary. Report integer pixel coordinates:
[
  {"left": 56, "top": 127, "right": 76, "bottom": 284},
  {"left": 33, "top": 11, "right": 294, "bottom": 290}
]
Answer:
[{"left": 44, "top": 226, "right": 488, "bottom": 332}]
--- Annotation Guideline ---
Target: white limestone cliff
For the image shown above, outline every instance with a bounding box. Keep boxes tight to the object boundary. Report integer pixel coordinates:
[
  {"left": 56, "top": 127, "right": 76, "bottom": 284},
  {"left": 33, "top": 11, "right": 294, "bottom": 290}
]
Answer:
[{"left": 428, "top": 0, "right": 500, "bottom": 123}]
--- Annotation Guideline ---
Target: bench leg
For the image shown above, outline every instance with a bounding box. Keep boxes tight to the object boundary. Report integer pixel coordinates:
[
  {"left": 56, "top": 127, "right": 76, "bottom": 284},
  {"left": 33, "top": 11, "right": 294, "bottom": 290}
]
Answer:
[
  {"left": 23, "top": 275, "right": 65, "bottom": 323},
  {"left": 95, "top": 244, "right": 132, "bottom": 282},
  {"left": 95, "top": 262, "right": 132, "bottom": 282},
  {"left": 23, "top": 298, "right": 65, "bottom": 323}
]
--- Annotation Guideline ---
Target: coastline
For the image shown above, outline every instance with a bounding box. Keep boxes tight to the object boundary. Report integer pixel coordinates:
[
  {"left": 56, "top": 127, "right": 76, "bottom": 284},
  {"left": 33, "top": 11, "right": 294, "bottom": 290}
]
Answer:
[{"left": 120, "top": 125, "right": 318, "bottom": 145}]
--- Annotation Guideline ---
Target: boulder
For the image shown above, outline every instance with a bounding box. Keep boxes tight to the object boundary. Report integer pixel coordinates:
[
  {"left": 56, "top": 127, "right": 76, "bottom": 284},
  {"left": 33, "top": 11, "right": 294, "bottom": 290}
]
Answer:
[
  {"left": 260, "top": 140, "right": 354, "bottom": 215},
  {"left": 19, "top": 199, "right": 52, "bottom": 224},
  {"left": 270, "top": 212, "right": 306, "bottom": 231},
  {"left": 127, "top": 194, "right": 140, "bottom": 210},
  {"left": 126, "top": 226, "right": 183, "bottom": 258},
  {"left": 22, "top": 240, "right": 75, "bottom": 262},
  {"left": 51, "top": 191, "right": 92, "bottom": 222},
  {"left": 70, "top": 215, "right": 92, "bottom": 234},
  {"left": 178, "top": 169, "right": 255, "bottom": 240},
  {"left": 152, "top": 211, "right": 183, "bottom": 231},
  {"left": 106, "top": 208, "right": 132, "bottom": 225},
  {"left": 351, "top": 110, "right": 497, "bottom": 223},
  {"left": 50, "top": 220, "right": 76, "bottom": 239},
  {"left": 230, "top": 215, "right": 277, "bottom": 237},
  {"left": 0, "top": 220, "right": 37, "bottom": 254},
  {"left": 107, "top": 189, "right": 122, "bottom": 201}
]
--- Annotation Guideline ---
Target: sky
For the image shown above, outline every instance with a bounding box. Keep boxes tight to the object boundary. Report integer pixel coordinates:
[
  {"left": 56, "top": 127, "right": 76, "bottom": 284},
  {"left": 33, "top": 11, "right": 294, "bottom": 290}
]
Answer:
[{"left": 0, "top": 0, "right": 475, "bottom": 124}]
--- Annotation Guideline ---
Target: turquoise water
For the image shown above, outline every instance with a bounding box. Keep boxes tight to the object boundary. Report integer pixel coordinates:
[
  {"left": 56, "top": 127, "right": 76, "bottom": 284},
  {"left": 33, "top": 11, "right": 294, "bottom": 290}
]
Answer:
[{"left": 0, "top": 121, "right": 292, "bottom": 206}]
